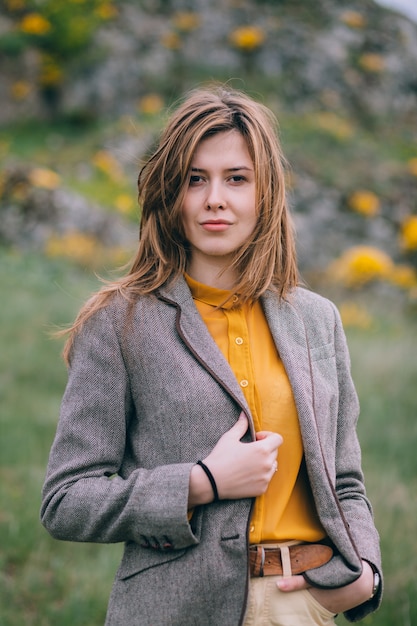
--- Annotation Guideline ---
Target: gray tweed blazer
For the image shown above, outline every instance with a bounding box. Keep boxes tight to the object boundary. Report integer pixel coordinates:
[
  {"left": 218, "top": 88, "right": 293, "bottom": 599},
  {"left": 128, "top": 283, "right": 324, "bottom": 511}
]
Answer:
[{"left": 41, "top": 277, "right": 382, "bottom": 625}]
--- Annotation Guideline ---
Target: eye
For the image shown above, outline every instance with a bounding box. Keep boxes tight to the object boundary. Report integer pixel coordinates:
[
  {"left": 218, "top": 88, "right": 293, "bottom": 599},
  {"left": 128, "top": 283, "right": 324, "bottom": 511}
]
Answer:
[
  {"left": 229, "top": 175, "right": 246, "bottom": 184},
  {"left": 189, "top": 174, "right": 204, "bottom": 186}
]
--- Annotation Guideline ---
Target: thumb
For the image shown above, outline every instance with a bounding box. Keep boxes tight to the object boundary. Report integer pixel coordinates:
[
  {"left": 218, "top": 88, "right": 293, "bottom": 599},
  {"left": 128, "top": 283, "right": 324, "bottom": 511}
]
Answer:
[{"left": 228, "top": 412, "right": 249, "bottom": 439}]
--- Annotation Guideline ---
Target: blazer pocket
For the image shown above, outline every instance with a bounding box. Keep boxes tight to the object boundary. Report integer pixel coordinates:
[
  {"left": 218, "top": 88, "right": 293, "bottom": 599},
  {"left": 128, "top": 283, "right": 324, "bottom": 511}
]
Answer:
[
  {"left": 309, "top": 341, "right": 335, "bottom": 362},
  {"left": 117, "top": 541, "right": 187, "bottom": 581}
]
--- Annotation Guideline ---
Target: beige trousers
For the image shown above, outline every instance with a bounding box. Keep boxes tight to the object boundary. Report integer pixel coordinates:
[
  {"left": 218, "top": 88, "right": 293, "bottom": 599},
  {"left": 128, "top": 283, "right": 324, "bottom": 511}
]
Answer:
[{"left": 243, "top": 575, "right": 336, "bottom": 626}]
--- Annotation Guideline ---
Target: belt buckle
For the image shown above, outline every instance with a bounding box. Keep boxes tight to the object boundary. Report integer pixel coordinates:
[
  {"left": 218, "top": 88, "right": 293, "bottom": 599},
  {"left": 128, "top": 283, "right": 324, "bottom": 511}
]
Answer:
[{"left": 259, "top": 545, "right": 265, "bottom": 577}]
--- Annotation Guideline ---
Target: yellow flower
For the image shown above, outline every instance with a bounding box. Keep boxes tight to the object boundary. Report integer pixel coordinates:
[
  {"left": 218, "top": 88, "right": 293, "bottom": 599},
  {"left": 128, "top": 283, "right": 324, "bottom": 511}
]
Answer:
[
  {"left": 329, "top": 246, "right": 393, "bottom": 287},
  {"left": 161, "top": 32, "right": 182, "bottom": 50},
  {"left": 115, "top": 194, "right": 134, "bottom": 215},
  {"left": 314, "top": 112, "right": 354, "bottom": 140},
  {"left": 6, "top": 0, "right": 26, "bottom": 10},
  {"left": 11, "top": 81, "right": 31, "bottom": 100},
  {"left": 45, "top": 231, "right": 99, "bottom": 266},
  {"left": 45, "top": 232, "right": 131, "bottom": 268},
  {"left": 348, "top": 190, "right": 380, "bottom": 217},
  {"left": 172, "top": 12, "right": 200, "bottom": 32},
  {"left": 95, "top": 3, "right": 118, "bottom": 20},
  {"left": 20, "top": 13, "right": 51, "bottom": 35},
  {"left": 40, "top": 56, "right": 63, "bottom": 85},
  {"left": 407, "top": 157, "right": 417, "bottom": 176},
  {"left": 339, "top": 302, "right": 373, "bottom": 329},
  {"left": 92, "top": 150, "right": 124, "bottom": 181},
  {"left": 341, "top": 11, "right": 366, "bottom": 28},
  {"left": 388, "top": 264, "right": 417, "bottom": 289},
  {"left": 138, "top": 93, "right": 164, "bottom": 115},
  {"left": 229, "top": 26, "right": 265, "bottom": 51},
  {"left": 400, "top": 216, "right": 417, "bottom": 251},
  {"left": 29, "top": 168, "right": 61, "bottom": 189},
  {"left": 358, "top": 53, "right": 385, "bottom": 73}
]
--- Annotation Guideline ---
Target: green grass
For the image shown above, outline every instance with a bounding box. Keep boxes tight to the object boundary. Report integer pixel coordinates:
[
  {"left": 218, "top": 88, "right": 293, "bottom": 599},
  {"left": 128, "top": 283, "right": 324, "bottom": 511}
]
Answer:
[
  {"left": 0, "top": 250, "right": 122, "bottom": 626},
  {"left": 335, "top": 313, "right": 417, "bottom": 625},
  {"left": 1, "top": 248, "right": 416, "bottom": 624}
]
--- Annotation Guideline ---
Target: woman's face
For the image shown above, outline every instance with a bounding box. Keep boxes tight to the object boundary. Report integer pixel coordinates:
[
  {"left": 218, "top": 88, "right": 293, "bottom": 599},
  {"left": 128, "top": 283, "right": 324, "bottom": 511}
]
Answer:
[{"left": 181, "top": 130, "right": 257, "bottom": 287}]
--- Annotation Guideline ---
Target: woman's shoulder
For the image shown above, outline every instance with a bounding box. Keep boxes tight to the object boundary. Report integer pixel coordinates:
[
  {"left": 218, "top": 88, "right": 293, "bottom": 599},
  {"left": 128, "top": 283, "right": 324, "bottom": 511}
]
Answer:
[
  {"left": 289, "top": 286, "right": 341, "bottom": 325},
  {"left": 288, "top": 287, "right": 335, "bottom": 311}
]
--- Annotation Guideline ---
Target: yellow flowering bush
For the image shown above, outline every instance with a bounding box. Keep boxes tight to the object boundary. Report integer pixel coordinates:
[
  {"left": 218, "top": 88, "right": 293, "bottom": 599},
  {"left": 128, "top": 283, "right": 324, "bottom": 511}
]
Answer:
[
  {"left": 20, "top": 13, "right": 51, "bottom": 35},
  {"left": 114, "top": 194, "right": 135, "bottom": 215},
  {"left": 45, "top": 231, "right": 130, "bottom": 268},
  {"left": 6, "top": 0, "right": 25, "bottom": 9},
  {"left": 400, "top": 216, "right": 417, "bottom": 251},
  {"left": 340, "top": 11, "right": 366, "bottom": 28},
  {"left": 314, "top": 112, "right": 354, "bottom": 140},
  {"left": 229, "top": 25, "right": 265, "bottom": 51},
  {"left": 329, "top": 245, "right": 394, "bottom": 287},
  {"left": 5, "top": 0, "right": 118, "bottom": 100},
  {"left": 92, "top": 150, "right": 124, "bottom": 182},
  {"left": 11, "top": 81, "right": 31, "bottom": 100},
  {"left": 45, "top": 231, "right": 99, "bottom": 266},
  {"left": 94, "top": 2, "right": 118, "bottom": 20},
  {"left": 348, "top": 190, "right": 380, "bottom": 217},
  {"left": 39, "top": 55, "right": 63, "bottom": 86},
  {"left": 138, "top": 93, "right": 164, "bottom": 115},
  {"left": 28, "top": 167, "right": 61, "bottom": 189},
  {"left": 358, "top": 53, "right": 385, "bottom": 73},
  {"left": 161, "top": 32, "right": 182, "bottom": 50},
  {"left": 172, "top": 12, "right": 200, "bottom": 33},
  {"left": 407, "top": 158, "right": 417, "bottom": 177},
  {"left": 388, "top": 264, "right": 417, "bottom": 289}
]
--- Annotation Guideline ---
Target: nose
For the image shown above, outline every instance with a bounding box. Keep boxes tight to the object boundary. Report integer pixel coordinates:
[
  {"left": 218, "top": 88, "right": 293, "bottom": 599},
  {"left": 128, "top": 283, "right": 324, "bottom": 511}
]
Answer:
[{"left": 206, "top": 181, "right": 225, "bottom": 210}]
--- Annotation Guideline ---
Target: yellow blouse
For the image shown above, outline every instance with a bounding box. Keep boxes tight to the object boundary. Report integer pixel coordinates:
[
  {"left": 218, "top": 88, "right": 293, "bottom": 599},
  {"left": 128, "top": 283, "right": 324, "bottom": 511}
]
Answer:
[{"left": 186, "top": 274, "right": 325, "bottom": 543}]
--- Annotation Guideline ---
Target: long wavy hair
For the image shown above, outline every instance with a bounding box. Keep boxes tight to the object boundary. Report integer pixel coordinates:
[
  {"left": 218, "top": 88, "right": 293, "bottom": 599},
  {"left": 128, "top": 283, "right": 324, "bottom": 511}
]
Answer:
[{"left": 61, "top": 85, "right": 298, "bottom": 362}]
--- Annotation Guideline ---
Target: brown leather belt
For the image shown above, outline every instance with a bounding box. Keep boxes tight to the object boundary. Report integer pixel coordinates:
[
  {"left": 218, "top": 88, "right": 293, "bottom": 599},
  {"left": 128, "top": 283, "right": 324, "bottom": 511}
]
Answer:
[{"left": 249, "top": 543, "right": 333, "bottom": 577}]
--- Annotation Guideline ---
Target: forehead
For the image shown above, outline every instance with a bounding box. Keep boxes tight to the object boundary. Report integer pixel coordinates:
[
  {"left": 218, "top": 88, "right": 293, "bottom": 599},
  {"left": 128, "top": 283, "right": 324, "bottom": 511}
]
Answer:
[{"left": 191, "top": 130, "right": 252, "bottom": 166}]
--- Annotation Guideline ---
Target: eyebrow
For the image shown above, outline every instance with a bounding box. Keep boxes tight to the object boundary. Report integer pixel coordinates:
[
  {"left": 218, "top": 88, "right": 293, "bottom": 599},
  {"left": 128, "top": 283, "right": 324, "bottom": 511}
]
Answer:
[{"left": 190, "top": 166, "right": 253, "bottom": 172}]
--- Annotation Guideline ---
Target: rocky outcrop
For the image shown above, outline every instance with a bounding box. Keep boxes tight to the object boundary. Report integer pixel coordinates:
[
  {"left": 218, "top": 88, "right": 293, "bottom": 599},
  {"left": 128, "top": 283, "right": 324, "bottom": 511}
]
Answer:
[{"left": 0, "top": 0, "right": 416, "bottom": 123}]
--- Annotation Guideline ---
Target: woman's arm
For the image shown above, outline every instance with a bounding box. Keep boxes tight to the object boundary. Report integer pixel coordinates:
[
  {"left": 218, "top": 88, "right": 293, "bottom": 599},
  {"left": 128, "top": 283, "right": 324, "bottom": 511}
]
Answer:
[
  {"left": 41, "top": 307, "right": 198, "bottom": 549},
  {"left": 276, "top": 559, "right": 376, "bottom": 614}
]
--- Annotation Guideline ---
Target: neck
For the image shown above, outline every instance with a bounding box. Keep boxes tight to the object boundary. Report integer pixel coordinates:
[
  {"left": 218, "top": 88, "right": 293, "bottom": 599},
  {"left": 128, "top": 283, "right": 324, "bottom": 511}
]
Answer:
[{"left": 186, "top": 258, "right": 237, "bottom": 290}]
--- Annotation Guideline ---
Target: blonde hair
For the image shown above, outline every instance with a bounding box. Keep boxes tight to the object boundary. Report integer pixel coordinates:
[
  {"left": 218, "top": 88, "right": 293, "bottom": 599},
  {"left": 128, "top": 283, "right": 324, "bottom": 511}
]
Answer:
[{"left": 62, "top": 85, "right": 298, "bottom": 362}]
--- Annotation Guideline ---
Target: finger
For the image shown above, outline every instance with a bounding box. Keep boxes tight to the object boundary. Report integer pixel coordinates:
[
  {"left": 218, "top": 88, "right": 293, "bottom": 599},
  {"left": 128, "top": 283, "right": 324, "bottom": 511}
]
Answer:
[
  {"left": 277, "top": 575, "right": 310, "bottom": 592},
  {"left": 256, "top": 431, "right": 283, "bottom": 448},
  {"left": 225, "top": 412, "right": 249, "bottom": 440}
]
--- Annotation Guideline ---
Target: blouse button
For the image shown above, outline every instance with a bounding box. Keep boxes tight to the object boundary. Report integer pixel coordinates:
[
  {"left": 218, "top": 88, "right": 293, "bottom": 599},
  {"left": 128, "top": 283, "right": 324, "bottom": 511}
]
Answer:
[
  {"left": 235, "top": 337, "right": 243, "bottom": 345},
  {"left": 232, "top": 295, "right": 239, "bottom": 303},
  {"left": 240, "top": 379, "right": 249, "bottom": 388}
]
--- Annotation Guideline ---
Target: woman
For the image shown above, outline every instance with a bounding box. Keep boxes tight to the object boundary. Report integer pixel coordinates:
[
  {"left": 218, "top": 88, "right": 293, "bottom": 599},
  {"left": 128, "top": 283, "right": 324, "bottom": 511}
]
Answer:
[{"left": 41, "top": 86, "right": 382, "bottom": 625}]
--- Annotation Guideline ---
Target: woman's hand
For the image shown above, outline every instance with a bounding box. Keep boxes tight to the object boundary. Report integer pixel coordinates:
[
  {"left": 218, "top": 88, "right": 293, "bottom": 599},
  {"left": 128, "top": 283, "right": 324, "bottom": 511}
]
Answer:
[
  {"left": 188, "top": 412, "right": 282, "bottom": 507},
  {"left": 276, "top": 560, "right": 375, "bottom": 614}
]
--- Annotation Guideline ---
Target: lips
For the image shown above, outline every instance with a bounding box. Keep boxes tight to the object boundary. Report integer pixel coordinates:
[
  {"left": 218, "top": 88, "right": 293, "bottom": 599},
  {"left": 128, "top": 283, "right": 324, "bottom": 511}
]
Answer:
[
  {"left": 201, "top": 219, "right": 232, "bottom": 225},
  {"left": 200, "top": 220, "right": 232, "bottom": 232}
]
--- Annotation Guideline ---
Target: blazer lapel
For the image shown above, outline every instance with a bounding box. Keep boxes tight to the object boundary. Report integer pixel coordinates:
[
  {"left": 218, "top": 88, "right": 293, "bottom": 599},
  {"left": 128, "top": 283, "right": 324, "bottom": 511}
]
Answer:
[
  {"left": 158, "top": 278, "right": 253, "bottom": 432},
  {"left": 261, "top": 291, "right": 320, "bottom": 449}
]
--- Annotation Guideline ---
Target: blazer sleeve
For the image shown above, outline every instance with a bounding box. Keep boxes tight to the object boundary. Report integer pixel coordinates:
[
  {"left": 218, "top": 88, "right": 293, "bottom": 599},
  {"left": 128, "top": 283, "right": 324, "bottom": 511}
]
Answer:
[{"left": 40, "top": 306, "right": 199, "bottom": 551}]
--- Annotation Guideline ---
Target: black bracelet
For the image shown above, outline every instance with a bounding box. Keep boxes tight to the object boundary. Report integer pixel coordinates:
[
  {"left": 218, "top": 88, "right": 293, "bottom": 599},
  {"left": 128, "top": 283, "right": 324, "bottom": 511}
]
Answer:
[{"left": 196, "top": 460, "right": 219, "bottom": 502}]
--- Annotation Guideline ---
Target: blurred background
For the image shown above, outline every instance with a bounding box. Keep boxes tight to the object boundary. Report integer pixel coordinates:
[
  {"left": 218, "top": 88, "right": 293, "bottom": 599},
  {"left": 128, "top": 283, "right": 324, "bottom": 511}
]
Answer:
[{"left": 0, "top": 0, "right": 416, "bottom": 624}]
